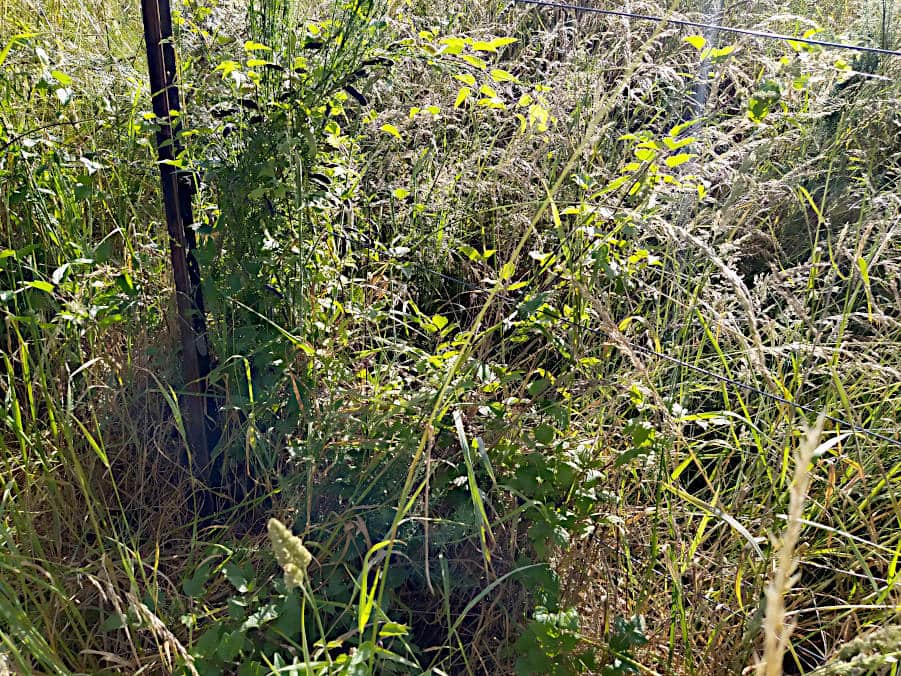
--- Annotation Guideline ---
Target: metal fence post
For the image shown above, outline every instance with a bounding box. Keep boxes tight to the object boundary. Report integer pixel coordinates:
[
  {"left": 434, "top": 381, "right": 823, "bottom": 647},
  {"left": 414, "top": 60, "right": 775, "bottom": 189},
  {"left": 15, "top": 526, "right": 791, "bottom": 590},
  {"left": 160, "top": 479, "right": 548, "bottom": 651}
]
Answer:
[{"left": 141, "top": 0, "right": 213, "bottom": 479}]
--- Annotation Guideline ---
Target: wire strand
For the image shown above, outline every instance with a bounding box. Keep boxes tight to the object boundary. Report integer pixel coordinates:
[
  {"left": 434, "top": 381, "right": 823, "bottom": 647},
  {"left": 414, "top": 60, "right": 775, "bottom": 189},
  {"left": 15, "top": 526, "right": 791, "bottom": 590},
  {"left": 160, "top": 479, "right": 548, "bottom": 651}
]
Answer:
[{"left": 510, "top": 0, "right": 901, "bottom": 57}]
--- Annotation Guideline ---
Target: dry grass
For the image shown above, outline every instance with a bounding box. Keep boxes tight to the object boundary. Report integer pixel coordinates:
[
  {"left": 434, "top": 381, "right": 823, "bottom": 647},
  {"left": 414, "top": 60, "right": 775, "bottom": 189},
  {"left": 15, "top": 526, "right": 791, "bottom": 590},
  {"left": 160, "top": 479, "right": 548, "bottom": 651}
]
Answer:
[{"left": 1, "top": 0, "right": 899, "bottom": 673}]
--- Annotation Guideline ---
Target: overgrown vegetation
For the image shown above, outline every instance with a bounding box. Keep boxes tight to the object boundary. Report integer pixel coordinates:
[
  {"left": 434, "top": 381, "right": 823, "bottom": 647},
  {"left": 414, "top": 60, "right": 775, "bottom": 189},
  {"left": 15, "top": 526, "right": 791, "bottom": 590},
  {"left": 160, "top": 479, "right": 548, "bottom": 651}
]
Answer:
[{"left": 1, "top": 0, "right": 899, "bottom": 673}]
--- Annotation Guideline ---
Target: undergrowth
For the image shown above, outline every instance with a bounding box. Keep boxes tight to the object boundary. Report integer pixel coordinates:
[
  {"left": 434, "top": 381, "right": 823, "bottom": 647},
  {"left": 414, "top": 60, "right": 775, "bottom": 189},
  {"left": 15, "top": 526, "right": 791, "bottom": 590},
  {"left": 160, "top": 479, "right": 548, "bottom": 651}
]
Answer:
[{"left": 1, "top": 0, "right": 899, "bottom": 673}]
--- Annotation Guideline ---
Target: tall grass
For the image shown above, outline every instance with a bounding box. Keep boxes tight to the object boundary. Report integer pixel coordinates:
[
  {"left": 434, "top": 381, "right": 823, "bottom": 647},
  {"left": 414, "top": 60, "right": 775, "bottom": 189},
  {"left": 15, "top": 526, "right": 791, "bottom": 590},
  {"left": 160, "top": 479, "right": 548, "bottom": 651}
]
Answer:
[{"left": 1, "top": 0, "right": 899, "bottom": 673}]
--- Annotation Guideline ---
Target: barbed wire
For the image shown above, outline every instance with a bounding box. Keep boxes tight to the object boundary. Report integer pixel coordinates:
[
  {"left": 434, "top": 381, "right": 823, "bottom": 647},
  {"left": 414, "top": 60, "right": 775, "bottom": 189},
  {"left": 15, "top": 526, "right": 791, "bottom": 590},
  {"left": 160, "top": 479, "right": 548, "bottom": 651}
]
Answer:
[{"left": 507, "top": 0, "right": 901, "bottom": 57}]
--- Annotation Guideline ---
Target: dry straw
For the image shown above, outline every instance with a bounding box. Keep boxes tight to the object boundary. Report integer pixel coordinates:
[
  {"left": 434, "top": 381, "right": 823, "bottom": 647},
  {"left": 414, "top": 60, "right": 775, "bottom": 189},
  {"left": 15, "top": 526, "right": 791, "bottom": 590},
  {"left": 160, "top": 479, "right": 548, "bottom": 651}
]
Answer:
[{"left": 757, "top": 413, "right": 826, "bottom": 676}]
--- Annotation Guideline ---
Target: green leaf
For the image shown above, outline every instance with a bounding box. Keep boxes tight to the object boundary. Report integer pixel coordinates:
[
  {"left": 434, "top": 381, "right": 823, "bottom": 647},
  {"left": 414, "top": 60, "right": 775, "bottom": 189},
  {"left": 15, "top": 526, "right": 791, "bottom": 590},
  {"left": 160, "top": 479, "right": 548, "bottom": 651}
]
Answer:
[
  {"left": 533, "top": 423, "right": 555, "bottom": 445},
  {"left": 454, "top": 86, "right": 472, "bottom": 108},
  {"left": 101, "top": 613, "right": 126, "bottom": 631},
  {"left": 438, "top": 36, "right": 467, "bottom": 55},
  {"left": 51, "top": 264, "right": 70, "bottom": 286},
  {"left": 50, "top": 70, "right": 72, "bottom": 85},
  {"left": 379, "top": 622, "right": 409, "bottom": 638},
  {"left": 527, "top": 378, "right": 551, "bottom": 396},
  {"left": 194, "top": 626, "right": 223, "bottom": 659},
  {"left": 490, "top": 68, "right": 518, "bottom": 83},
  {"left": 461, "top": 54, "right": 487, "bottom": 70},
  {"left": 182, "top": 565, "right": 211, "bottom": 598},
  {"left": 216, "top": 629, "right": 246, "bottom": 662},
  {"left": 454, "top": 73, "right": 476, "bottom": 86},
  {"left": 240, "top": 602, "right": 279, "bottom": 631},
  {"left": 458, "top": 243, "right": 481, "bottom": 261},
  {"left": 703, "top": 45, "right": 736, "bottom": 62},
  {"left": 663, "top": 135, "right": 695, "bottom": 150},
  {"left": 856, "top": 256, "right": 870, "bottom": 286},
  {"left": 472, "top": 36, "right": 516, "bottom": 53},
  {"left": 243, "top": 40, "right": 270, "bottom": 51},
  {"left": 24, "top": 280, "right": 54, "bottom": 294},
  {"left": 614, "top": 446, "right": 650, "bottom": 468},
  {"left": 499, "top": 261, "right": 515, "bottom": 281},
  {"left": 684, "top": 35, "right": 706, "bottom": 50},
  {"left": 223, "top": 562, "right": 251, "bottom": 593},
  {"left": 0, "top": 33, "right": 37, "bottom": 70},
  {"left": 237, "top": 661, "right": 267, "bottom": 676},
  {"left": 664, "top": 153, "right": 695, "bottom": 168},
  {"left": 380, "top": 123, "right": 401, "bottom": 139}
]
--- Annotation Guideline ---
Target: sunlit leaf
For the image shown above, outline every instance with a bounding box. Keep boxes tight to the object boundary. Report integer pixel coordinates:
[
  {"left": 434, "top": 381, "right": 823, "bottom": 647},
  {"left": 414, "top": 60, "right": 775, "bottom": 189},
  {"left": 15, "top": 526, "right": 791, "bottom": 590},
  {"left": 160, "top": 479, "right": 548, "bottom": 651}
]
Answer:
[
  {"left": 461, "top": 54, "right": 487, "bottom": 70},
  {"left": 684, "top": 35, "right": 706, "bottom": 50},
  {"left": 490, "top": 68, "right": 517, "bottom": 83},
  {"left": 380, "top": 123, "right": 402, "bottom": 139},
  {"left": 665, "top": 153, "right": 695, "bottom": 168}
]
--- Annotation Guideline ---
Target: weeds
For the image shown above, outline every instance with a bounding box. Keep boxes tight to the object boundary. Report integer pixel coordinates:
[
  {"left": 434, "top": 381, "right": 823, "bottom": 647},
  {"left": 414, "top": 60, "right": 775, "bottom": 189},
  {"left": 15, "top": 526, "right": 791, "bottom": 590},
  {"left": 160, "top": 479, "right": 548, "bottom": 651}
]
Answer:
[{"left": 1, "top": 0, "right": 899, "bottom": 673}]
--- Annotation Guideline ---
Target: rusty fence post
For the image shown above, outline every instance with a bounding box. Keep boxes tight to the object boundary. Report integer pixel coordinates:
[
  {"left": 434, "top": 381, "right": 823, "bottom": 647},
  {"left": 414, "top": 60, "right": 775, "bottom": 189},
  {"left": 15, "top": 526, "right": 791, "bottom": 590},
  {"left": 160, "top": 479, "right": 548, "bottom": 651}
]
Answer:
[{"left": 141, "top": 0, "right": 213, "bottom": 479}]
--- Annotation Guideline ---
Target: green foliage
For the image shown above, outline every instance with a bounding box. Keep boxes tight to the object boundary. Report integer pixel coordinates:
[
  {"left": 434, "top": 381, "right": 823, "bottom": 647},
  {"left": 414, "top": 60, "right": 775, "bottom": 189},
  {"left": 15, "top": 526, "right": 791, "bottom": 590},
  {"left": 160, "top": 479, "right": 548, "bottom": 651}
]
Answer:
[
  {"left": 516, "top": 606, "right": 596, "bottom": 675},
  {"left": 1, "top": 0, "right": 900, "bottom": 673}
]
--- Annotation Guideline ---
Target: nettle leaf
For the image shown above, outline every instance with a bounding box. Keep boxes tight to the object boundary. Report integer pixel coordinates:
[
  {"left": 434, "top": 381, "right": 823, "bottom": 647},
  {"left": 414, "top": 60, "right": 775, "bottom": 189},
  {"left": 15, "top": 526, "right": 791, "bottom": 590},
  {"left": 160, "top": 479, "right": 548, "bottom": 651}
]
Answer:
[{"left": 454, "top": 86, "right": 472, "bottom": 107}]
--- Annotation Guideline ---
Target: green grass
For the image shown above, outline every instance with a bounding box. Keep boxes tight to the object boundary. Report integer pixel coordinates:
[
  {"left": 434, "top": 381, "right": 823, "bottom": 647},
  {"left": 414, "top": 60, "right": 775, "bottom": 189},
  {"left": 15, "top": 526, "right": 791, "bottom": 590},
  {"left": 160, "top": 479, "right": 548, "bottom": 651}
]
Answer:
[{"left": 1, "top": 0, "right": 899, "bottom": 673}]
